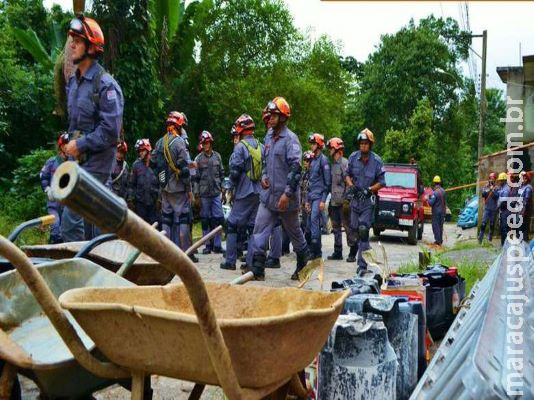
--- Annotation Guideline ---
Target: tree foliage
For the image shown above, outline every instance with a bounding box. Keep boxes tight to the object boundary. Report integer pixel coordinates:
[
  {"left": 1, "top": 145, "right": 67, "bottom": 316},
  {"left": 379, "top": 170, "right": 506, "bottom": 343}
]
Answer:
[{"left": 0, "top": 2, "right": 510, "bottom": 224}]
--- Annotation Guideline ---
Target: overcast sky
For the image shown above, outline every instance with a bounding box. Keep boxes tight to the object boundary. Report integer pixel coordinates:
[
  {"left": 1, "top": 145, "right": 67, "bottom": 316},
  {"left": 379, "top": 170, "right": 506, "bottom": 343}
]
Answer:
[{"left": 44, "top": 0, "right": 534, "bottom": 92}]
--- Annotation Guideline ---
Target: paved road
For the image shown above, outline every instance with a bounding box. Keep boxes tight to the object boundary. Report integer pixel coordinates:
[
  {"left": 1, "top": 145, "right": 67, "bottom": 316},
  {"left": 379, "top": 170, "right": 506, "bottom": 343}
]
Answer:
[{"left": 20, "top": 223, "right": 481, "bottom": 399}]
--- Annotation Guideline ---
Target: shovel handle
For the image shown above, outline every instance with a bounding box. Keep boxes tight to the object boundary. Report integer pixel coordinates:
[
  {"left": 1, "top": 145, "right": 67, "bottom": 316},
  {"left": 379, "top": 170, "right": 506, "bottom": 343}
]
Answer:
[{"left": 51, "top": 162, "right": 245, "bottom": 399}]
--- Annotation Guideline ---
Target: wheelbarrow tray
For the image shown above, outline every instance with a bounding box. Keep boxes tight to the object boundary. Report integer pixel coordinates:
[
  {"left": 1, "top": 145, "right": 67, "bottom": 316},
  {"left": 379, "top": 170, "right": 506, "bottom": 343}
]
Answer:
[
  {"left": 22, "top": 240, "right": 174, "bottom": 285},
  {"left": 60, "top": 283, "right": 348, "bottom": 389},
  {"left": 0, "top": 259, "right": 134, "bottom": 398}
]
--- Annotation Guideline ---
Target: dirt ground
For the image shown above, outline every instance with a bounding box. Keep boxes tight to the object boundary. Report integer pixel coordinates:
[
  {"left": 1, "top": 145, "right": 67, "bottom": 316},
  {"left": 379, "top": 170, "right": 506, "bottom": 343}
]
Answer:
[{"left": 18, "top": 223, "right": 489, "bottom": 399}]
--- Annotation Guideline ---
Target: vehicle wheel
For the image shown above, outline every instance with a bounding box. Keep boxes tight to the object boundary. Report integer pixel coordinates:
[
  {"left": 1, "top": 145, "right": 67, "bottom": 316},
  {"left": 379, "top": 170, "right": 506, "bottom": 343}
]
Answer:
[
  {"left": 407, "top": 220, "right": 417, "bottom": 245},
  {"left": 417, "top": 219, "right": 424, "bottom": 240},
  {"left": 373, "top": 227, "right": 382, "bottom": 237}
]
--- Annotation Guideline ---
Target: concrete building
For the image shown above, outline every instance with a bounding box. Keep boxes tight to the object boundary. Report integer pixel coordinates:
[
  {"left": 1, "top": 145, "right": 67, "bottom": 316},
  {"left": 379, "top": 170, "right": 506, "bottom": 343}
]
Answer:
[{"left": 497, "top": 55, "right": 534, "bottom": 143}]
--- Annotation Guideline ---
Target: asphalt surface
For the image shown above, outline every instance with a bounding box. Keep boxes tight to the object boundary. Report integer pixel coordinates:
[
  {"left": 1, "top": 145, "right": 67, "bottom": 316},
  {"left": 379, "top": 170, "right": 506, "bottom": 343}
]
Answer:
[{"left": 18, "top": 223, "right": 485, "bottom": 399}]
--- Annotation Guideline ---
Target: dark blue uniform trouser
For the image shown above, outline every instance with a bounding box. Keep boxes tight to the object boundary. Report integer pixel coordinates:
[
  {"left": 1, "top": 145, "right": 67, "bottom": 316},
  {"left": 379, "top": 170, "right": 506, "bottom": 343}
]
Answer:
[
  {"left": 269, "top": 223, "right": 283, "bottom": 259},
  {"left": 225, "top": 194, "right": 259, "bottom": 266},
  {"left": 349, "top": 204, "right": 373, "bottom": 269},
  {"left": 479, "top": 208, "right": 497, "bottom": 241},
  {"left": 161, "top": 191, "right": 191, "bottom": 251},
  {"left": 135, "top": 202, "right": 157, "bottom": 225},
  {"left": 307, "top": 198, "right": 323, "bottom": 256},
  {"left": 329, "top": 203, "right": 352, "bottom": 252},
  {"left": 250, "top": 203, "right": 307, "bottom": 275},
  {"left": 432, "top": 212, "right": 445, "bottom": 245},
  {"left": 200, "top": 195, "right": 224, "bottom": 250},
  {"left": 47, "top": 203, "right": 63, "bottom": 243}
]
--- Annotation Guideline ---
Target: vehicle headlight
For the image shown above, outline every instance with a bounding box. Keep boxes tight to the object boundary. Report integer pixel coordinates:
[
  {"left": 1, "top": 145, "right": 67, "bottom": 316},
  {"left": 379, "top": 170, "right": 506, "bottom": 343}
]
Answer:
[{"left": 402, "top": 203, "right": 411, "bottom": 213}]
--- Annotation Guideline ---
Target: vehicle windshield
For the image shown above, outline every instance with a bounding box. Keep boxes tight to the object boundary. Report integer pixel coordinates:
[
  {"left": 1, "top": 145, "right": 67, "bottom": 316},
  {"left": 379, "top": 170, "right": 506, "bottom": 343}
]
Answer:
[{"left": 385, "top": 171, "right": 416, "bottom": 189}]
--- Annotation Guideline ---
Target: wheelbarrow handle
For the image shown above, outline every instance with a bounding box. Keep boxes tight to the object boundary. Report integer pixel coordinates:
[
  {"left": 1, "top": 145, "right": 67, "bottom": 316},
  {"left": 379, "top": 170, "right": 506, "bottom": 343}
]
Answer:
[
  {"left": 74, "top": 233, "right": 118, "bottom": 258},
  {"left": 51, "top": 162, "right": 245, "bottom": 399},
  {"left": 7, "top": 215, "right": 56, "bottom": 242}
]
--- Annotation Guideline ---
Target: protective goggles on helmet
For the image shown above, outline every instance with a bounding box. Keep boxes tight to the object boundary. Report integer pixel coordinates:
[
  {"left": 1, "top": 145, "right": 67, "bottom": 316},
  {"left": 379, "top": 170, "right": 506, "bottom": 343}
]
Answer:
[
  {"left": 69, "top": 16, "right": 93, "bottom": 39},
  {"left": 357, "top": 132, "right": 370, "bottom": 142},
  {"left": 266, "top": 101, "right": 279, "bottom": 114}
]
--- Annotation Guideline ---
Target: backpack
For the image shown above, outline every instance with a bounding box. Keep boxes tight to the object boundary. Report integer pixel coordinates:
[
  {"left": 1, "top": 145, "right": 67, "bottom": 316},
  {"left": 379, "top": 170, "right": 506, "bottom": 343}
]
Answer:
[{"left": 240, "top": 139, "right": 262, "bottom": 182}]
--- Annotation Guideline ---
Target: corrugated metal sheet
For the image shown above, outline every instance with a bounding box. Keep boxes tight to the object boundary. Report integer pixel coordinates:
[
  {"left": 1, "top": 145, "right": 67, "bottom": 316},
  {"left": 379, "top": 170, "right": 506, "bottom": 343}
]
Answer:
[{"left": 410, "top": 242, "right": 534, "bottom": 399}]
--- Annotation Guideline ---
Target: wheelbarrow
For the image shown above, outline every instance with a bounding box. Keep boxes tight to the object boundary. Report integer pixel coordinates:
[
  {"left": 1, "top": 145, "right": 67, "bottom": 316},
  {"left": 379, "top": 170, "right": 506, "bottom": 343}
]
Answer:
[
  {"left": 0, "top": 220, "right": 228, "bottom": 399},
  {"left": 22, "top": 236, "right": 175, "bottom": 286},
  {"left": 7, "top": 161, "right": 348, "bottom": 399},
  {"left": 0, "top": 258, "right": 135, "bottom": 399}
]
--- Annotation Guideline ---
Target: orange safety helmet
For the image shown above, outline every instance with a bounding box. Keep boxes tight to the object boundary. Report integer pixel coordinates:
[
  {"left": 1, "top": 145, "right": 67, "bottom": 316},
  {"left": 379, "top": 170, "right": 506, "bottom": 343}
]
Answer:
[
  {"left": 308, "top": 133, "right": 325, "bottom": 149},
  {"left": 520, "top": 171, "right": 531, "bottom": 182},
  {"left": 134, "top": 139, "right": 151, "bottom": 152},
  {"left": 266, "top": 97, "right": 291, "bottom": 118},
  {"left": 68, "top": 16, "right": 105, "bottom": 53},
  {"left": 57, "top": 132, "right": 70, "bottom": 147},
  {"left": 233, "top": 114, "right": 255, "bottom": 136},
  {"left": 117, "top": 140, "right": 128, "bottom": 153},
  {"left": 326, "top": 137, "right": 344, "bottom": 151},
  {"left": 357, "top": 128, "right": 375, "bottom": 144},
  {"left": 166, "top": 111, "right": 186, "bottom": 128},
  {"left": 199, "top": 130, "right": 214, "bottom": 144}
]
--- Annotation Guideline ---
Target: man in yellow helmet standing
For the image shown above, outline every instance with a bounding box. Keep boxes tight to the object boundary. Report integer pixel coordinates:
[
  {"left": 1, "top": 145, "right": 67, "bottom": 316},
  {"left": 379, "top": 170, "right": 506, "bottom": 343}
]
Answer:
[{"left": 428, "top": 175, "right": 447, "bottom": 246}]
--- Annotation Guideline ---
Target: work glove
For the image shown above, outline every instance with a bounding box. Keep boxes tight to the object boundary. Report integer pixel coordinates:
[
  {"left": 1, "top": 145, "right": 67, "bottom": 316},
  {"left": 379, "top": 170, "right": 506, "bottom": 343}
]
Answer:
[
  {"left": 45, "top": 187, "right": 54, "bottom": 202},
  {"left": 345, "top": 186, "right": 357, "bottom": 201}
]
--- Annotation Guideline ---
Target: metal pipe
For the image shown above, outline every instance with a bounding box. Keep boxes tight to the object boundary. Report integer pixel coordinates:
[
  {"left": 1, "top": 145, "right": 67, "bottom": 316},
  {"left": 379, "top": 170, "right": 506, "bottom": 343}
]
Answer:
[{"left": 51, "top": 162, "right": 245, "bottom": 399}]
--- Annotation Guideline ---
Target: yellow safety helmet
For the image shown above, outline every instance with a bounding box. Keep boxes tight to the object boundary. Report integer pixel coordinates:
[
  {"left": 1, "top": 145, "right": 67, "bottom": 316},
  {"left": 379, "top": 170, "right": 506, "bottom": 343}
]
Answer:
[
  {"left": 497, "top": 172, "right": 507, "bottom": 181},
  {"left": 433, "top": 175, "right": 441, "bottom": 184}
]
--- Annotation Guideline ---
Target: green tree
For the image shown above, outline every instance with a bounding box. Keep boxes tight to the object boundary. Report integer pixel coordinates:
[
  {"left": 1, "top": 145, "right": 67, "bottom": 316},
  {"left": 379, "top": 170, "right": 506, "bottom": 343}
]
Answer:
[
  {"left": 352, "top": 15, "right": 470, "bottom": 150},
  {"left": 483, "top": 88, "right": 506, "bottom": 155}
]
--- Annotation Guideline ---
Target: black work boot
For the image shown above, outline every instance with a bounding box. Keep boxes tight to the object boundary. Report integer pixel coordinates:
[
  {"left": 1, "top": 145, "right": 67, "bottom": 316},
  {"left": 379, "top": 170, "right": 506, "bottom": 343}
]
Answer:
[
  {"left": 291, "top": 247, "right": 310, "bottom": 280},
  {"left": 327, "top": 246, "right": 343, "bottom": 260},
  {"left": 213, "top": 246, "right": 225, "bottom": 254},
  {"left": 265, "top": 257, "right": 281, "bottom": 269},
  {"left": 346, "top": 245, "right": 357, "bottom": 263},
  {"left": 251, "top": 253, "right": 266, "bottom": 281},
  {"left": 220, "top": 262, "right": 236, "bottom": 270},
  {"left": 202, "top": 246, "right": 212, "bottom": 255},
  {"left": 310, "top": 241, "right": 322, "bottom": 259}
]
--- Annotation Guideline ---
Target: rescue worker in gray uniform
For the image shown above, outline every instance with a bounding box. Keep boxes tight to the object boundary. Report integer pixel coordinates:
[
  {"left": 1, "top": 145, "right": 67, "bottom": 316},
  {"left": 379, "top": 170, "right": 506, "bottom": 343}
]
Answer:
[
  {"left": 221, "top": 114, "right": 262, "bottom": 270},
  {"left": 305, "top": 133, "right": 331, "bottom": 259},
  {"left": 62, "top": 15, "right": 124, "bottom": 241},
  {"left": 111, "top": 140, "right": 129, "bottom": 199},
  {"left": 128, "top": 139, "right": 159, "bottom": 224},
  {"left": 194, "top": 131, "right": 225, "bottom": 254},
  {"left": 250, "top": 97, "right": 310, "bottom": 281},
  {"left": 428, "top": 175, "right": 447, "bottom": 246},
  {"left": 40, "top": 133, "right": 69, "bottom": 244},
  {"left": 153, "top": 111, "right": 194, "bottom": 259},
  {"left": 498, "top": 172, "right": 516, "bottom": 246},
  {"left": 300, "top": 151, "right": 313, "bottom": 245},
  {"left": 345, "top": 129, "right": 385, "bottom": 274},
  {"left": 478, "top": 172, "right": 499, "bottom": 243},
  {"left": 326, "top": 137, "right": 353, "bottom": 260},
  {"left": 518, "top": 171, "right": 532, "bottom": 241}
]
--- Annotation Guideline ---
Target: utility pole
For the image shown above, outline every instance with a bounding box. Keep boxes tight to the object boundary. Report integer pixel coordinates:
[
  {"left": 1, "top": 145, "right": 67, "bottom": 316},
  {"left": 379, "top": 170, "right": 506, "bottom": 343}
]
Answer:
[{"left": 477, "top": 30, "right": 488, "bottom": 162}]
